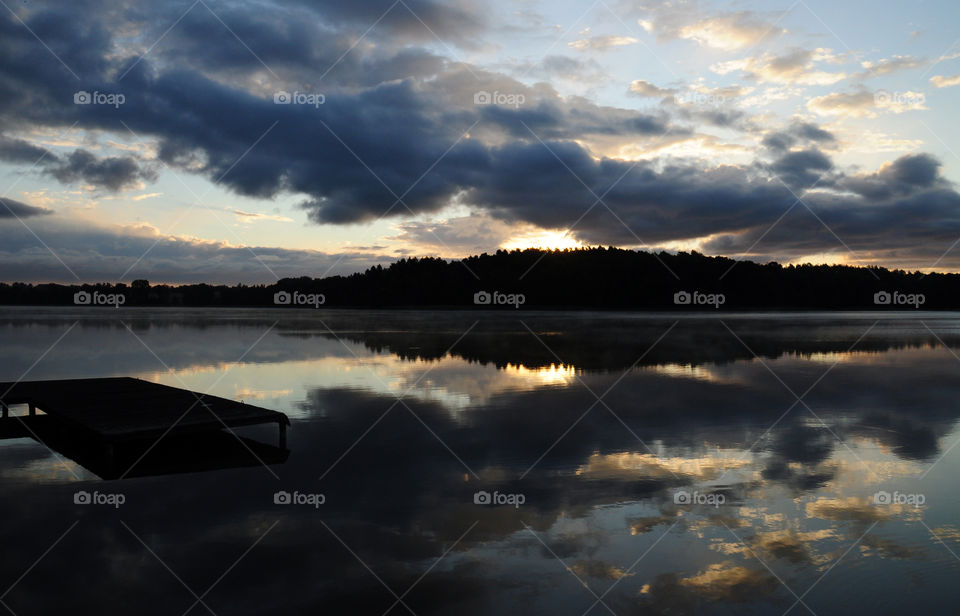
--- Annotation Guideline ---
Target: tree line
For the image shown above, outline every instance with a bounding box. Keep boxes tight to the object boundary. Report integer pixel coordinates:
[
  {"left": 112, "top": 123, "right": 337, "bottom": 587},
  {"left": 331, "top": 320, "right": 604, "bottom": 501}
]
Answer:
[{"left": 0, "top": 247, "right": 954, "bottom": 309}]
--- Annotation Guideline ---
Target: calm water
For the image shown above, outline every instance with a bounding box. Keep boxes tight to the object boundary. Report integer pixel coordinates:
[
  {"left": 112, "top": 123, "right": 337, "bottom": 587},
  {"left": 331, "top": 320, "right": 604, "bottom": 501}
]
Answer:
[{"left": 1, "top": 307, "right": 959, "bottom": 614}]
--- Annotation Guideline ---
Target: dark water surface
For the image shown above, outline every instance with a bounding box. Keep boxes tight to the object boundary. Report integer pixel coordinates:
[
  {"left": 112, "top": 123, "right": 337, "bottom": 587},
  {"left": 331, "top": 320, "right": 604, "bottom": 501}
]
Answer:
[{"left": 1, "top": 307, "right": 959, "bottom": 615}]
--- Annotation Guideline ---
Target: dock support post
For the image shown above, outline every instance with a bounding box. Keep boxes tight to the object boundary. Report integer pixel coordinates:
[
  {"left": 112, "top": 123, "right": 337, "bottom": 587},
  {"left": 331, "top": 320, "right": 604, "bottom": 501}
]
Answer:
[
  {"left": 1, "top": 402, "right": 7, "bottom": 419},
  {"left": 28, "top": 403, "right": 36, "bottom": 416},
  {"left": 279, "top": 421, "right": 287, "bottom": 449}
]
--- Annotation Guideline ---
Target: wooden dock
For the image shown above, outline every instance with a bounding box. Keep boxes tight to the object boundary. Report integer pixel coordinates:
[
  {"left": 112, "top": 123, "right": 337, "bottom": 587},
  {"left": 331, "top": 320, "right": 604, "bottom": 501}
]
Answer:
[{"left": 0, "top": 377, "right": 290, "bottom": 478}]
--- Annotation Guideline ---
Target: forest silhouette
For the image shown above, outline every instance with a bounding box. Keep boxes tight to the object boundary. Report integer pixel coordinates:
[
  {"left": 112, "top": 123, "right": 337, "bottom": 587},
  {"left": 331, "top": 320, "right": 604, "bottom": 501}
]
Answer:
[{"left": 0, "top": 247, "right": 953, "bottom": 309}]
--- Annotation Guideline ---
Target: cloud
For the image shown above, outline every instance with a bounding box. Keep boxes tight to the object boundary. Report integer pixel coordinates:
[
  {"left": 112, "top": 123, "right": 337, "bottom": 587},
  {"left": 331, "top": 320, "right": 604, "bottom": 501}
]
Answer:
[
  {"left": 0, "top": 0, "right": 958, "bottom": 274},
  {"left": 806, "top": 90, "right": 877, "bottom": 117},
  {"left": 626, "top": 81, "right": 752, "bottom": 127},
  {"left": 152, "top": 0, "right": 488, "bottom": 63},
  {"left": 632, "top": 4, "right": 785, "bottom": 51},
  {"left": 761, "top": 121, "right": 837, "bottom": 151},
  {"left": 460, "top": 137, "right": 960, "bottom": 256},
  {"left": 846, "top": 130, "right": 924, "bottom": 154},
  {"left": 131, "top": 192, "right": 163, "bottom": 201},
  {"left": 677, "top": 12, "right": 784, "bottom": 51},
  {"left": 305, "top": 0, "right": 487, "bottom": 46},
  {"left": 931, "top": 74, "right": 960, "bottom": 88},
  {"left": 43, "top": 149, "right": 157, "bottom": 192},
  {"left": 770, "top": 148, "right": 834, "bottom": 190},
  {"left": 628, "top": 79, "right": 676, "bottom": 97},
  {"left": 712, "top": 48, "right": 848, "bottom": 85},
  {"left": 0, "top": 217, "right": 388, "bottom": 283},
  {"left": 15, "top": 34, "right": 684, "bottom": 221},
  {"left": 568, "top": 35, "right": 638, "bottom": 51},
  {"left": 1, "top": 131, "right": 157, "bottom": 192},
  {"left": 0, "top": 135, "right": 58, "bottom": 164},
  {"left": 514, "top": 55, "right": 607, "bottom": 83},
  {"left": 699, "top": 152, "right": 960, "bottom": 267},
  {"left": 387, "top": 214, "right": 518, "bottom": 255},
  {"left": 839, "top": 153, "right": 943, "bottom": 200},
  {"left": 232, "top": 209, "right": 294, "bottom": 223},
  {"left": 0, "top": 197, "right": 52, "bottom": 219},
  {"left": 807, "top": 89, "right": 926, "bottom": 118},
  {"left": 860, "top": 55, "right": 925, "bottom": 77}
]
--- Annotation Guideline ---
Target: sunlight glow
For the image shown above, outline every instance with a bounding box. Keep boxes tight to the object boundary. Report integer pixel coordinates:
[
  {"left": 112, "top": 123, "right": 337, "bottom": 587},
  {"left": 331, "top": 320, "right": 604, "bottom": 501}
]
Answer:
[{"left": 500, "top": 230, "right": 585, "bottom": 251}]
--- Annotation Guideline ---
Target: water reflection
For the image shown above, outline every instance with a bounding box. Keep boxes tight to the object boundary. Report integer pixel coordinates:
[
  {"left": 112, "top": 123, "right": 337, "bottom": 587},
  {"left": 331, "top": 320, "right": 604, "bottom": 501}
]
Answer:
[{"left": 0, "top": 308, "right": 958, "bottom": 614}]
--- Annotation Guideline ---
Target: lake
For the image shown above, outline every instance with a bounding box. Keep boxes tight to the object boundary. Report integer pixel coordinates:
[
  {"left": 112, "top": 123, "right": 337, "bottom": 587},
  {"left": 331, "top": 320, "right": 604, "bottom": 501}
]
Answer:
[{"left": 1, "top": 307, "right": 958, "bottom": 615}]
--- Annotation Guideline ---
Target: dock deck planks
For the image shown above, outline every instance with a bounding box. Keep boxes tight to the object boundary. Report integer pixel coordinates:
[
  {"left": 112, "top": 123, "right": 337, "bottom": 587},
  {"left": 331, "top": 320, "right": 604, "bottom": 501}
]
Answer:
[{"left": 0, "top": 377, "right": 289, "bottom": 444}]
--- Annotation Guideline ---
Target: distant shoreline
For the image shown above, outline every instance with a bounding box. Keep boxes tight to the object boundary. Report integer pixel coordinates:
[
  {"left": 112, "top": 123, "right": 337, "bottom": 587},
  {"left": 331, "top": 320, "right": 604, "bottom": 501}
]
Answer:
[{"left": 0, "top": 247, "right": 955, "bottom": 310}]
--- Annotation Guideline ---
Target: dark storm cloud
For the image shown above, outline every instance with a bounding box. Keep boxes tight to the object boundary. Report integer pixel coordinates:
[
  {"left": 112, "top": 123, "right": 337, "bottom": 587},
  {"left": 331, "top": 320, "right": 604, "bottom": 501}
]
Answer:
[
  {"left": 793, "top": 121, "right": 836, "bottom": 143},
  {"left": 463, "top": 144, "right": 960, "bottom": 260},
  {"left": 464, "top": 143, "right": 797, "bottom": 245},
  {"left": 1, "top": 0, "right": 960, "bottom": 266},
  {"left": 476, "top": 99, "right": 678, "bottom": 140},
  {"left": 761, "top": 132, "right": 793, "bottom": 151},
  {"left": 122, "top": 0, "right": 485, "bottom": 72},
  {"left": 701, "top": 158, "right": 960, "bottom": 263},
  {"left": 289, "top": 0, "right": 487, "bottom": 43},
  {"left": 44, "top": 149, "right": 157, "bottom": 191},
  {"left": 0, "top": 134, "right": 155, "bottom": 193},
  {"left": 0, "top": 0, "right": 681, "bottom": 225},
  {"left": 149, "top": 1, "right": 452, "bottom": 86},
  {"left": 840, "top": 153, "right": 943, "bottom": 200},
  {"left": 0, "top": 135, "right": 58, "bottom": 164},
  {"left": 0, "top": 197, "right": 52, "bottom": 219},
  {"left": 107, "top": 68, "right": 682, "bottom": 224},
  {"left": 762, "top": 121, "right": 837, "bottom": 151},
  {"left": 770, "top": 148, "right": 834, "bottom": 189}
]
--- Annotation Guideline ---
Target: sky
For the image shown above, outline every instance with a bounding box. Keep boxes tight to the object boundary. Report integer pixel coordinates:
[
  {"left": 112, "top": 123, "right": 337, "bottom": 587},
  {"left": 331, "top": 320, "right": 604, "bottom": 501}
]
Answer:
[{"left": 1, "top": 0, "right": 959, "bottom": 283}]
